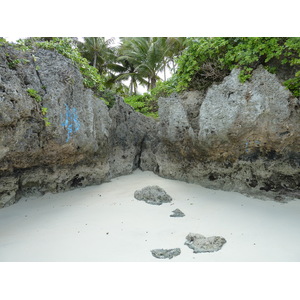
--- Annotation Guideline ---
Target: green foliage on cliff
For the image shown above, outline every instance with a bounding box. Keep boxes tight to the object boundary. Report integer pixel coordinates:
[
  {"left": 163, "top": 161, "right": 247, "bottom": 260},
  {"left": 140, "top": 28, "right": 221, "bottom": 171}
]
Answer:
[
  {"left": 174, "top": 37, "right": 300, "bottom": 97},
  {"left": 124, "top": 94, "right": 157, "bottom": 117},
  {"left": 26, "top": 88, "right": 50, "bottom": 126},
  {"left": 16, "top": 38, "right": 105, "bottom": 91},
  {"left": 36, "top": 38, "right": 105, "bottom": 91},
  {"left": 27, "top": 88, "right": 42, "bottom": 102},
  {"left": 123, "top": 79, "right": 176, "bottom": 118},
  {"left": 0, "top": 37, "right": 7, "bottom": 45}
]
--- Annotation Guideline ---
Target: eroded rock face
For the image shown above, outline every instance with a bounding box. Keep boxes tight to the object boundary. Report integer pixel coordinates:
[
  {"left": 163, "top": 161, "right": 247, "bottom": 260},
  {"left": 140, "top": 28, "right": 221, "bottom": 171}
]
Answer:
[
  {"left": 141, "top": 66, "right": 300, "bottom": 200},
  {"left": 108, "top": 96, "right": 158, "bottom": 177},
  {"left": 1, "top": 44, "right": 299, "bottom": 207},
  {"left": 0, "top": 45, "right": 156, "bottom": 207}
]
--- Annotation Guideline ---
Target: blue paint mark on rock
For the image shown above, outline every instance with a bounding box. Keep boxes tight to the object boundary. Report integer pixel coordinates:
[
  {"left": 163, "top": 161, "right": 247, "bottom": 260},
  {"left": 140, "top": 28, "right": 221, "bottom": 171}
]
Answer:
[{"left": 61, "top": 104, "right": 80, "bottom": 142}]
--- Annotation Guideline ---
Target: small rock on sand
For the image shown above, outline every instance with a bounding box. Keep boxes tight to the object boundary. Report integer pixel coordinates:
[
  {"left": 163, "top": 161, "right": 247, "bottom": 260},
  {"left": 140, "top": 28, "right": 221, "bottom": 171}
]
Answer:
[
  {"left": 170, "top": 208, "right": 185, "bottom": 217},
  {"left": 151, "top": 248, "right": 181, "bottom": 259},
  {"left": 185, "top": 233, "right": 226, "bottom": 253},
  {"left": 134, "top": 186, "right": 172, "bottom": 205}
]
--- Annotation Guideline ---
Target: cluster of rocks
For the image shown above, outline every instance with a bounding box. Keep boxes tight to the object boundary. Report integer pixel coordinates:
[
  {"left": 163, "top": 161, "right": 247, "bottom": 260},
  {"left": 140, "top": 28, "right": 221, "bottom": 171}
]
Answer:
[
  {"left": 134, "top": 186, "right": 185, "bottom": 216},
  {"left": 150, "top": 233, "right": 227, "bottom": 259},
  {"left": 133, "top": 186, "right": 226, "bottom": 259}
]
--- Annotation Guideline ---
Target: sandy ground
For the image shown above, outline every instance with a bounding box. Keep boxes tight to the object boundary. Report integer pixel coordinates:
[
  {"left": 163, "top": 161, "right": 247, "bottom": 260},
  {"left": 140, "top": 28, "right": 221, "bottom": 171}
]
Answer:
[{"left": 0, "top": 169, "right": 300, "bottom": 262}]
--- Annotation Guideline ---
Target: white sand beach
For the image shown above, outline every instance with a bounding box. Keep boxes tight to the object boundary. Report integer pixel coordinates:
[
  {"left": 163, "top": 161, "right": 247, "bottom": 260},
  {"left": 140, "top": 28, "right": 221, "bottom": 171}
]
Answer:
[{"left": 0, "top": 169, "right": 300, "bottom": 262}]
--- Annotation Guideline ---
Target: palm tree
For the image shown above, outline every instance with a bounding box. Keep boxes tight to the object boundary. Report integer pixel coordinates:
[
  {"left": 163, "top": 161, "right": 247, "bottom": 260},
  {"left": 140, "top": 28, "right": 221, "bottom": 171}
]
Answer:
[
  {"left": 118, "top": 37, "right": 166, "bottom": 91},
  {"left": 78, "top": 37, "right": 116, "bottom": 74},
  {"left": 117, "top": 37, "right": 188, "bottom": 90},
  {"left": 113, "top": 59, "right": 148, "bottom": 95},
  {"left": 164, "top": 37, "right": 188, "bottom": 75},
  {"left": 78, "top": 37, "right": 188, "bottom": 95}
]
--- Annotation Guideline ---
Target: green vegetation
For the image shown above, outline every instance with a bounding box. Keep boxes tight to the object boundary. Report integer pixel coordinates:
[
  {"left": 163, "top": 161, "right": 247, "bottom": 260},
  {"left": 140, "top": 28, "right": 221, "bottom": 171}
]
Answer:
[
  {"left": 123, "top": 79, "right": 176, "bottom": 118},
  {"left": 34, "top": 38, "right": 105, "bottom": 91},
  {"left": 75, "top": 37, "right": 186, "bottom": 116},
  {"left": 5, "top": 52, "right": 29, "bottom": 70},
  {"left": 15, "top": 38, "right": 105, "bottom": 91},
  {"left": 174, "top": 37, "right": 300, "bottom": 97},
  {"left": 27, "top": 88, "right": 42, "bottom": 102},
  {"left": 7, "top": 58, "right": 21, "bottom": 69},
  {"left": 116, "top": 37, "right": 186, "bottom": 93},
  {"left": 26, "top": 88, "right": 50, "bottom": 126},
  {"left": 5, "top": 37, "right": 300, "bottom": 119},
  {"left": 0, "top": 37, "right": 7, "bottom": 46},
  {"left": 41, "top": 107, "right": 51, "bottom": 127}
]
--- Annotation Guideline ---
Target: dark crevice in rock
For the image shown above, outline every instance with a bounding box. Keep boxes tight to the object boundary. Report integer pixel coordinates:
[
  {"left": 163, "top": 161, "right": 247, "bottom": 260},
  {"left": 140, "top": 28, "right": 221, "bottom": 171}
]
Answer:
[
  {"left": 31, "top": 54, "right": 47, "bottom": 96},
  {"left": 70, "top": 174, "right": 84, "bottom": 188},
  {"left": 208, "top": 173, "right": 218, "bottom": 181},
  {"left": 135, "top": 136, "right": 146, "bottom": 169}
]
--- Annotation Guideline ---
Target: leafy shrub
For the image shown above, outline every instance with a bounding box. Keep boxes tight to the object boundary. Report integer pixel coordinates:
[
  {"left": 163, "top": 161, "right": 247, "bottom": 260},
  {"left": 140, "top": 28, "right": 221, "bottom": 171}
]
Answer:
[
  {"left": 123, "top": 79, "right": 177, "bottom": 118},
  {"left": 174, "top": 38, "right": 229, "bottom": 91},
  {"left": 174, "top": 37, "right": 300, "bottom": 97},
  {"left": 150, "top": 78, "right": 176, "bottom": 99},
  {"left": 0, "top": 37, "right": 7, "bottom": 45},
  {"left": 124, "top": 94, "right": 157, "bottom": 117}
]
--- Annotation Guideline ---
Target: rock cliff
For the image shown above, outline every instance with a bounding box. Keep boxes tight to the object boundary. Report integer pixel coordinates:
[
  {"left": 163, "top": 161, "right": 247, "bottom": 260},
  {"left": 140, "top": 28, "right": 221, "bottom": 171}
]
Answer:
[
  {"left": 0, "top": 45, "right": 156, "bottom": 207},
  {"left": 1, "top": 45, "right": 299, "bottom": 207},
  {"left": 140, "top": 66, "right": 300, "bottom": 200}
]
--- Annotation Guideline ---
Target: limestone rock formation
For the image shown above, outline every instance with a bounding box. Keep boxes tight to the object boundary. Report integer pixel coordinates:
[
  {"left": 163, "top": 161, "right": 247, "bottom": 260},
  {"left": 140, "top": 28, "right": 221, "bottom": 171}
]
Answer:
[
  {"left": 108, "top": 96, "right": 158, "bottom": 177},
  {"left": 134, "top": 185, "right": 172, "bottom": 205},
  {"left": 1, "top": 42, "right": 299, "bottom": 207},
  {"left": 141, "top": 66, "right": 300, "bottom": 200},
  {"left": 0, "top": 45, "right": 156, "bottom": 207},
  {"left": 184, "top": 233, "right": 227, "bottom": 253}
]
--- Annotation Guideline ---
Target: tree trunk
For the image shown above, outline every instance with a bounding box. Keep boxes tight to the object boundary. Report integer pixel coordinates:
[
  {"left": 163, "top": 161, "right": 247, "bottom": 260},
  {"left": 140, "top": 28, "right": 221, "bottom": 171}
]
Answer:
[
  {"left": 129, "top": 80, "right": 133, "bottom": 96},
  {"left": 93, "top": 53, "right": 97, "bottom": 68},
  {"left": 170, "top": 60, "right": 176, "bottom": 74},
  {"left": 150, "top": 76, "right": 156, "bottom": 90},
  {"left": 147, "top": 76, "right": 151, "bottom": 91}
]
